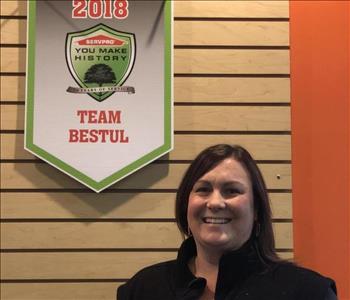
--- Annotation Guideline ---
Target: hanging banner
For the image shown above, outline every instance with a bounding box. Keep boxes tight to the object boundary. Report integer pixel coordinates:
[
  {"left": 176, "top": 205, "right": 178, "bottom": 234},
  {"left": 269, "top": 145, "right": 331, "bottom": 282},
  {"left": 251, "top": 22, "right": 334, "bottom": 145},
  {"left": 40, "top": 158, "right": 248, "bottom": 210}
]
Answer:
[{"left": 25, "top": 1, "right": 173, "bottom": 192}]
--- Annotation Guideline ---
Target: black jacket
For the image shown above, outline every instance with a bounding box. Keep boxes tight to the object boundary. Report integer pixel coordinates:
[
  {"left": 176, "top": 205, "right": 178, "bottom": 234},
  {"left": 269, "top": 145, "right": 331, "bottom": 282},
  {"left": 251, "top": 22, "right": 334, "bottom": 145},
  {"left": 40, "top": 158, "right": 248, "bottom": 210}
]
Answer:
[{"left": 117, "top": 237, "right": 337, "bottom": 300}]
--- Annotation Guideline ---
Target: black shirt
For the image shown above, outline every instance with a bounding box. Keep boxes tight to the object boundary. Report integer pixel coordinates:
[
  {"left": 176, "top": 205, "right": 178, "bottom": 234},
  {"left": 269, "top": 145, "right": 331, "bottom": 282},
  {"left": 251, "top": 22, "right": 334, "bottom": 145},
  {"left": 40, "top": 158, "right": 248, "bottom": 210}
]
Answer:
[{"left": 117, "top": 237, "right": 337, "bottom": 300}]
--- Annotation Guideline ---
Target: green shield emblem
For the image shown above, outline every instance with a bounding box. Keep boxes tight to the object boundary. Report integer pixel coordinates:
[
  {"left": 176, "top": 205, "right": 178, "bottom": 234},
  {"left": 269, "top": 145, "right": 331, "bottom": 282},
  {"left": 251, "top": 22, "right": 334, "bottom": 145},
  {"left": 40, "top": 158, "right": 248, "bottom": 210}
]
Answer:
[{"left": 66, "top": 24, "right": 136, "bottom": 102}]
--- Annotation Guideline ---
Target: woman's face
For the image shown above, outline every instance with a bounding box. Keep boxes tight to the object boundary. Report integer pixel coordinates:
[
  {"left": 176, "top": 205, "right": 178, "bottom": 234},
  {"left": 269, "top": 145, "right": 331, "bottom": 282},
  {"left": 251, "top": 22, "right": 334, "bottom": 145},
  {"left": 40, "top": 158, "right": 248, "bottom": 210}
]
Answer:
[{"left": 187, "top": 157, "right": 255, "bottom": 254}]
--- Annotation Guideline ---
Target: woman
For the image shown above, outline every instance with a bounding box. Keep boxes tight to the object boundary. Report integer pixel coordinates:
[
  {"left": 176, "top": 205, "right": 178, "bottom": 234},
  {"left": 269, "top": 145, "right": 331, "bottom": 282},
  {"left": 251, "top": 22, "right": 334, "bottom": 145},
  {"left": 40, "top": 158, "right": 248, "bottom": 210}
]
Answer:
[{"left": 117, "top": 144, "right": 337, "bottom": 300}]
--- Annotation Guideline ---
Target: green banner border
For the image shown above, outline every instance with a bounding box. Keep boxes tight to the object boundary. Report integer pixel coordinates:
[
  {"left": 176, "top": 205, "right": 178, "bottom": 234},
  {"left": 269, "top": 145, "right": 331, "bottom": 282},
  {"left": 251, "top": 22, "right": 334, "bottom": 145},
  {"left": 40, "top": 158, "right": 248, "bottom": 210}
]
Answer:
[{"left": 25, "top": 1, "right": 173, "bottom": 192}]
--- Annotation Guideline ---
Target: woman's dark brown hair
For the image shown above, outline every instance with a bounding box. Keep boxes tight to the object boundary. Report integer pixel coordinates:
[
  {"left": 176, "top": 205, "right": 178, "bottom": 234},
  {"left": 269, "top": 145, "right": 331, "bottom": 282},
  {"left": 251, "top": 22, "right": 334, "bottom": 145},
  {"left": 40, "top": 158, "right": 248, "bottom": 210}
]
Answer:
[{"left": 175, "top": 144, "right": 280, "bottom": 263}]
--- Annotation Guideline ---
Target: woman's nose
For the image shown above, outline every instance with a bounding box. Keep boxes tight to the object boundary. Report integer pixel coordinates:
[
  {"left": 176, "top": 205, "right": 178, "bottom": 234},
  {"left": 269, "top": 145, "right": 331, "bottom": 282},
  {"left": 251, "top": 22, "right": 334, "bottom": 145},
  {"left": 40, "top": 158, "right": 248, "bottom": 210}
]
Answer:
[{"left": 206, "top": 190, "right": 226, "bottom": 210}]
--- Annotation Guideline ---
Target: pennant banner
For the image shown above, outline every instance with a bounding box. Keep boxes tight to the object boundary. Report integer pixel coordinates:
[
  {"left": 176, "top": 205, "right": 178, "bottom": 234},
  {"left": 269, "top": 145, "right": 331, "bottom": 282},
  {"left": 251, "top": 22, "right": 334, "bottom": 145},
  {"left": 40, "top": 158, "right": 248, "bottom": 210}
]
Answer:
[{"left": 25, "top": 1, "right": 173, "bottom": 192}]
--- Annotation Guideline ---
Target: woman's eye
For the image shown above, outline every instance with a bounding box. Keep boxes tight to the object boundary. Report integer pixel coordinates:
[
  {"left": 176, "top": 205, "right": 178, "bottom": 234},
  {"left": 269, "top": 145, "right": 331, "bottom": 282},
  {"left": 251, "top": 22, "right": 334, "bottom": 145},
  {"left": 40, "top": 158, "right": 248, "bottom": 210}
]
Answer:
[
  {"left": 225, "top": 188, "right": 240, "bottom": 195},
  {"left": 195, "top": 187, "right": 210, "bottom": 193}
]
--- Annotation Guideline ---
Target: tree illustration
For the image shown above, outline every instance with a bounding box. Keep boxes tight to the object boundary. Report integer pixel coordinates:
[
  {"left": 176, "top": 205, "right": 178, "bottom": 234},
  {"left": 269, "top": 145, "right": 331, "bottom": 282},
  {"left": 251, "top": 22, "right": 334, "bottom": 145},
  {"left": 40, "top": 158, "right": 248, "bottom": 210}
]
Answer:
[{"left": 84, "top": 64, "right": 116, "bottom": 96}]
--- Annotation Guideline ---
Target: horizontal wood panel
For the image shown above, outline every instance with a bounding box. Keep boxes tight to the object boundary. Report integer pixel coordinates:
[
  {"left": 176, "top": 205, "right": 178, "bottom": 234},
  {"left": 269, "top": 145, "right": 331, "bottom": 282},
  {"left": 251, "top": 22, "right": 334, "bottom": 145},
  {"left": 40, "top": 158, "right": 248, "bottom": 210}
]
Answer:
[
  {"left": 174, "top": 77, "right": 290, "bottom": 103},
  {"left": 0, "top": 48, "right": 26, "bottom": 73},
  {"left": 1, "top": 20, "right": 288, "bottom": 46},
  {"left": 0, "top": 192, "right": 177, "bottom": 219},
  {"left": 1, "top": 76, "right": 290, "bottom": 102},
  {"left": 1, "top": 0, "right": 24, "bottom": 16},
  {"left": 171, "top": 135, "right": 291, "bottom": 160},
  {"left": 1, "top": 21, "right": 289, "bottom": 46},
  {"left": 1, "top": 163, "right": 291, "bottom": 190},
  {"left": 0, "top": 222, "right": 182, "bottom": 249},
  {"left": 175, "top": 49, "right": 289, "bottom": 74},
  {"left": 1, "top": 105, "right": 291, "bottom": 131},
  {"left": 1, "top": 222, "right": 293, "bottom": 249},
  {"left": 175, "top": 21, "right": 288, "bottom": 46},
  {"left": 0, "top": 193, "right": 292, "bottom": 219},
  {"left": 175, "top": 1, "right": 289, "bottom": 18},
  {"left": 1, "top": 252, "right": 176, "bottom": 279},
  {"left": 175, "top": 106, "right": 290, "bottom": 131},
  {"left": 0, "top": 19, "right": 27, "bottom": 45},
  {"left": 1, "top": 283, "right": 122, "bottom": 300},
  {"left": 1, "top": 48, "right": 290, "bottom": 74},
  {"left": 1, "top": 249, "right": 293, "bottom": 280},
  {"left": 1, "top": 134, "right": 291, "bottom": 160},
  {"left": 1, "top": 1, "right": 289, "bottom": 18},
  {"left": 0, "top": 76, "right": 26, "bottom": 101}
]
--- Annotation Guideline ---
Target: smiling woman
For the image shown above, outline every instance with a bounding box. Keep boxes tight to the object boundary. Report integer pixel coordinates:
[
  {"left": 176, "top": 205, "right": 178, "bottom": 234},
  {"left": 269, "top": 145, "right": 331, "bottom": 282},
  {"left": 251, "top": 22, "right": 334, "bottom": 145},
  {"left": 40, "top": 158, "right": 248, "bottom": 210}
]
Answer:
[
  {"left": 117, "top": 145, "right": 338, "bottom": 300},
  {"left": 187, "top": 157, "right": 255, "bottom": 255}
]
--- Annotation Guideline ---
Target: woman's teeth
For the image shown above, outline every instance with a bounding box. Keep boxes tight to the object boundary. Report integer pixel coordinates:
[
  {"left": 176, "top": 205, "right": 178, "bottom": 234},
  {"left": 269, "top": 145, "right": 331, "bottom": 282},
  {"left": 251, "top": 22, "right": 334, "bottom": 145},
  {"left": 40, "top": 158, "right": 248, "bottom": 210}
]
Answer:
[{"left": 203, "top": 217, "right": 231, "bottom": 224}]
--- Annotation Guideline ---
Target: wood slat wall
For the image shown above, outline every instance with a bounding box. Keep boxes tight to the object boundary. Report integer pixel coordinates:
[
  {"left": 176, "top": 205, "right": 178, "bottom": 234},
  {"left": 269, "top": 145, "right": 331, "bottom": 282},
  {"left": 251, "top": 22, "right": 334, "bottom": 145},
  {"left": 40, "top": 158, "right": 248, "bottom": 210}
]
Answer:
[
  {"left": 2, "top": 77, "right": 291, "bottom": 102},
  {"left": 1, "top": 1, "right": 291, "bottom": 299},
  {"left": 1, "top": 192, "right": 292, "bottom": 219},
  {"left": 1, "top": 134, "right": 292, "bottom": 160},
  {"left": 2, "top": 48, "right": 290, "bottom": 74},
  {"left": 2, "top": 105, "right": 291, "bottom": 131},
  {"left": 1, "top": 163, "right": 291, "bottom": 189}
]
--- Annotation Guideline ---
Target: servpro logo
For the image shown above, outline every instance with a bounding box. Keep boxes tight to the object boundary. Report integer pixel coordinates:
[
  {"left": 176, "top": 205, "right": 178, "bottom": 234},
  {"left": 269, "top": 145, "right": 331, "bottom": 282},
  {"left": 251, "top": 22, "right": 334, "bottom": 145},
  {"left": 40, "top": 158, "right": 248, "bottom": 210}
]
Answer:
[{"left": 65, "top": 23, "right": 136, "bottom": 102}]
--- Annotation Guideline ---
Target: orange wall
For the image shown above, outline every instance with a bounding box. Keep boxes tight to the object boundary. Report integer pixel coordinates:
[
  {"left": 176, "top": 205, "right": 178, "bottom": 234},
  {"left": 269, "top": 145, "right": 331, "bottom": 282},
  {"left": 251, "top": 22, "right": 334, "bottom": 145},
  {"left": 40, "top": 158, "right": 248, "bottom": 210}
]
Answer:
[{"left": 290, "top": 1, "right": 349, "bottom": 299}]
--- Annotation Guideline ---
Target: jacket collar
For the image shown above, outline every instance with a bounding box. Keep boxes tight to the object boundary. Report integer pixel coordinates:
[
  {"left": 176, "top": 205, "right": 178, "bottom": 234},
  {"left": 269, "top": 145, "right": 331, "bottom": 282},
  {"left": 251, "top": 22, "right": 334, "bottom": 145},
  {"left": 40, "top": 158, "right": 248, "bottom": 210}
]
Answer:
[{"left": 173, "top": 236, "right": 266, "bottom": 300}]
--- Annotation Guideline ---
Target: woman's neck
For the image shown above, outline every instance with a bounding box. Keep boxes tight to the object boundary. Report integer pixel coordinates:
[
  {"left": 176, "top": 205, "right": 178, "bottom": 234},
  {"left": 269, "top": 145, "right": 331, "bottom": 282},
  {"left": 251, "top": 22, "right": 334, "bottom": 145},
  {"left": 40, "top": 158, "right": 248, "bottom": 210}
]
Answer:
[
  {"left": 189, "top": 245, "right": 223, "bottom": 295},
  {"left": 195, "top": 243, "right": 225, "bottom": 269}
]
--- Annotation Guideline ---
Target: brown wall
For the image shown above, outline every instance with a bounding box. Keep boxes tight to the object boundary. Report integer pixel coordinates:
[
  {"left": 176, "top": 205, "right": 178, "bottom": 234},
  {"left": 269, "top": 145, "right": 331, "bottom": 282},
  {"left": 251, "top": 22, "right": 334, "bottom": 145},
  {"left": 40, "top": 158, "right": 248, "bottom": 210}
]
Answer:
[{"left": 1, "top": 1, "right": 291, "bottom": 299}]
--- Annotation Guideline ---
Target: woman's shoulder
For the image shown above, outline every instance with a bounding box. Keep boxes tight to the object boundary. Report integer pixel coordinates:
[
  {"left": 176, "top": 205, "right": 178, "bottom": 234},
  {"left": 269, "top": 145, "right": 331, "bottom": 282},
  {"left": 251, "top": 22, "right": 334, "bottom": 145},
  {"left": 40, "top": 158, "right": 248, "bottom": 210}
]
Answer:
[
  {"left": 272, "top": 261, "right": 335, "bottom": 282},
  {"left": 128, "top": 259, "right": 176, "bottom": 279},
  {"left": 268, "top": 262, "right": 337, "bottom": 298},
  {"left": 117, "top": 259, "right": 177, "bottom": 300}
]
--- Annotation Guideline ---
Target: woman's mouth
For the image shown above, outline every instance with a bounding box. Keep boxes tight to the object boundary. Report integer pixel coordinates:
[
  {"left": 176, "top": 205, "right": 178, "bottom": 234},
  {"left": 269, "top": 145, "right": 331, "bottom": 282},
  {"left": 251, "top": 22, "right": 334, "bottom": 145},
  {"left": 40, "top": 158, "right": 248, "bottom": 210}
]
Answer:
[{"left": 202, "top": 217, "right": 232, "bottom": 224}]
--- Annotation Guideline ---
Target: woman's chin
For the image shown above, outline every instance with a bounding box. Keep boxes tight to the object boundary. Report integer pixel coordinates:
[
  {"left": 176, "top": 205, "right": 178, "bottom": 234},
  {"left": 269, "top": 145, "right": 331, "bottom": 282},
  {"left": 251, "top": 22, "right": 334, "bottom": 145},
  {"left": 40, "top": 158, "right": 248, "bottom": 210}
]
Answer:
[{"left": 197, "top": 232, "right": 235, "bottom": 249}]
